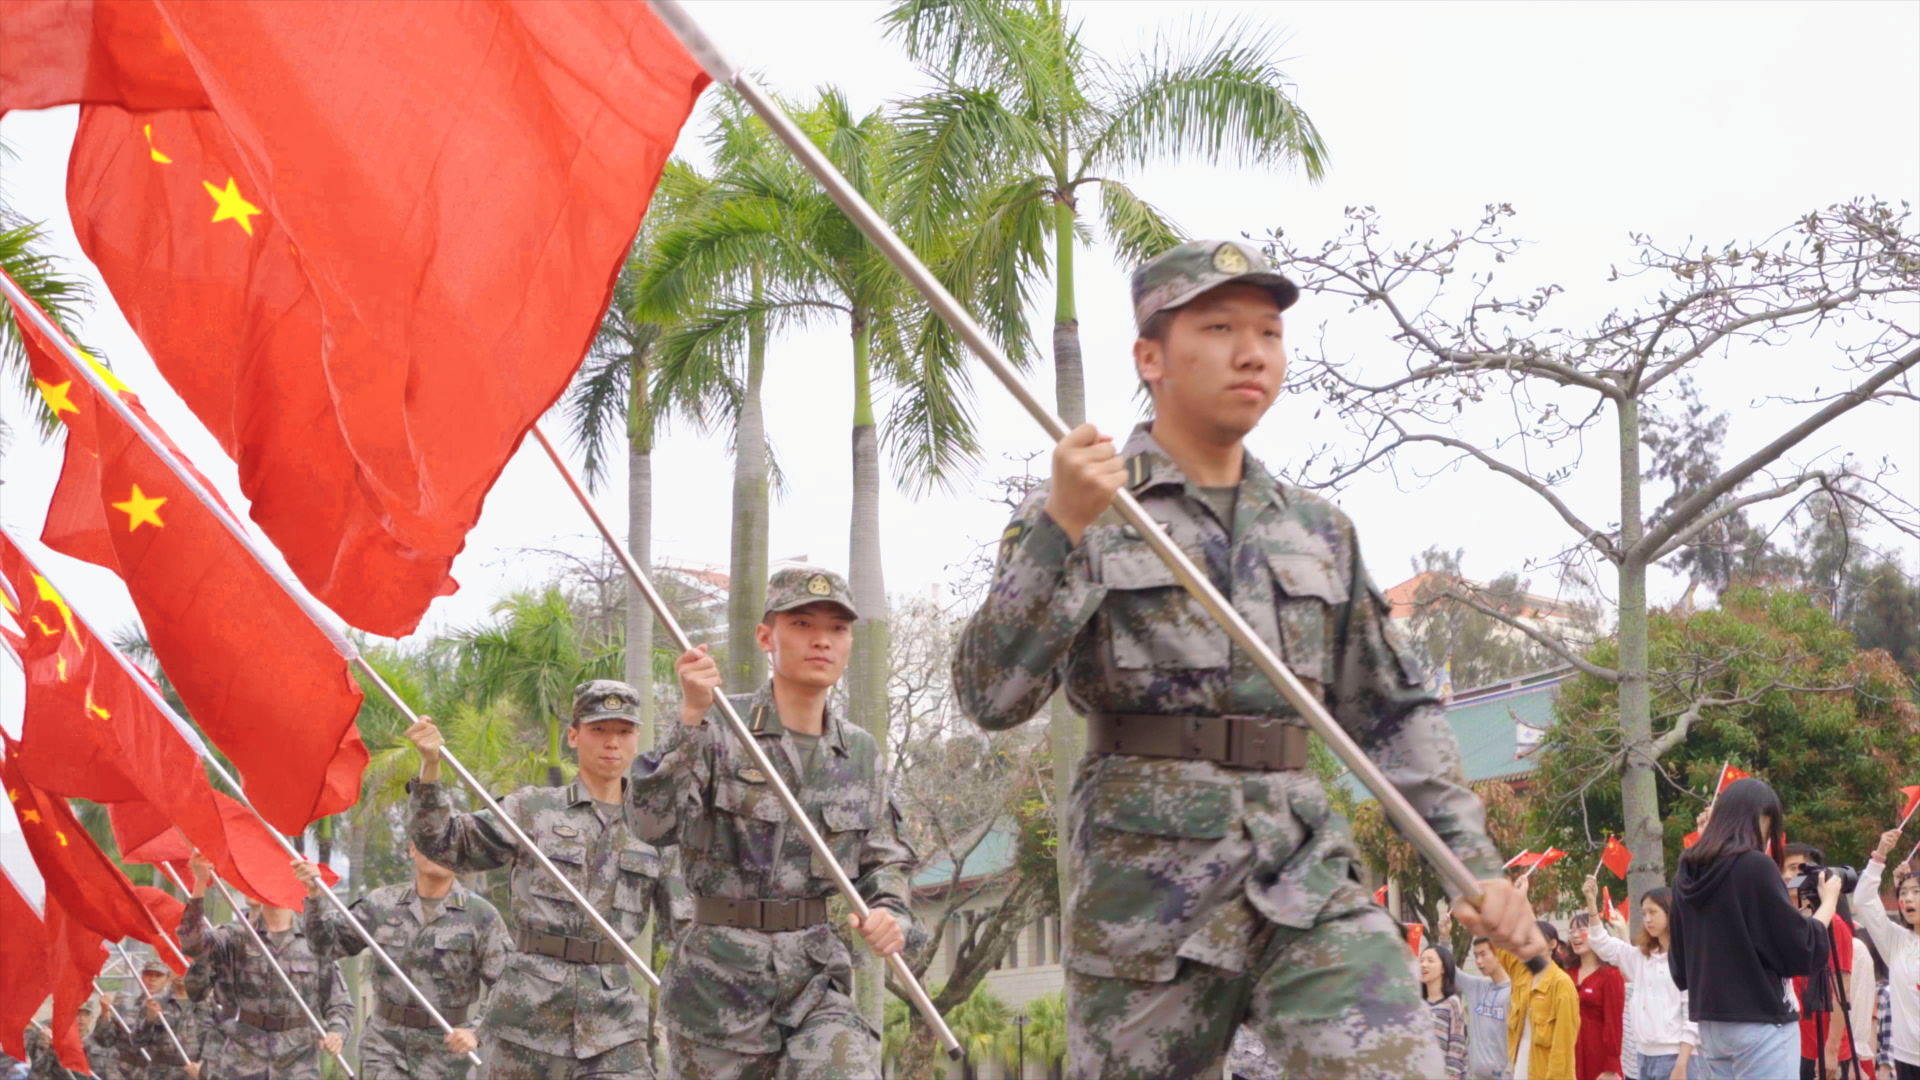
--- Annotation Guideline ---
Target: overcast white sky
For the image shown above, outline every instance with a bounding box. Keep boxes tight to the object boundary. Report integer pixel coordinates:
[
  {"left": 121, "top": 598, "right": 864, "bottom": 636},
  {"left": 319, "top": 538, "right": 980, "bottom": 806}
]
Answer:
[{"left": 1, "top": 0, "right": 1916, "bottom": 696}]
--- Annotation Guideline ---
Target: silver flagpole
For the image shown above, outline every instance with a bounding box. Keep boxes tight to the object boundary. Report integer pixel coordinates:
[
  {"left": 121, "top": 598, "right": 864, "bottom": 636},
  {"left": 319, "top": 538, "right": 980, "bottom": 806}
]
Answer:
[
  {"left": 528, "top": 425, "right": 962, "bottom": 1060},
  {"left": 0, "top": 270, "right": 657, "bottom": 990},
  {"left": 643, "top": 0, "right": 1545, "bottom": 972},
  {"left": 160, "top": 862, "right": 358, "bottom": 1080},
  {"left": 110, "top": 941, "right": 195, "bottom": 1067},
  {"left": 92, "top": 980, "right": 152, "bottom": 1064}
]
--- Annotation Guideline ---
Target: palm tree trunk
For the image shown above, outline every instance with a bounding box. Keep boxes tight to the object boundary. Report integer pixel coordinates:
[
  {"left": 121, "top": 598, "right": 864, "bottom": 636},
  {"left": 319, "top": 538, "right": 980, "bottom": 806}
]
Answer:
[
  {"left": 1047, "top": 194, "right": 1087, "bottom": 1001},
  {"left": 625, "top": 356, "right": 656, "bottom": 750},
  {"left": 847, "top": 316, "right": 890, "bottom": 1032},
  {"left": 727, "top": 263, "right": 771, "bottom": 693}
]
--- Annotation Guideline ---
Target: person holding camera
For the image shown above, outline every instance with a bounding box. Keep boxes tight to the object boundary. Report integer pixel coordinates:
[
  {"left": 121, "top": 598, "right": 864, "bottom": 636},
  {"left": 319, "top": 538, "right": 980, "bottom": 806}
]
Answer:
[
  {"left": 1670, "top": 778, "right": 1843, "bottom": 1080},
  {"left": 1853, "top": 829, "right": 1919, "bottom": 1080},
  {"left": 1782, "top": 843, "right": 1864, "bottom": 1080}
]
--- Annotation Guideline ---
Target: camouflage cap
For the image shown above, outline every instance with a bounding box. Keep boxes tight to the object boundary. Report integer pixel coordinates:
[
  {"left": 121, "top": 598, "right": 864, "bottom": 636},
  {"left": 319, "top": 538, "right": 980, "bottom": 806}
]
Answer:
[
  {"left": 140, "top": 951, "right": 171, "bottom": 975},
  {"left": 571, "top": 679, "right": 643, "bottom": 725},
  {"left": 765, "top": 567, "right": 858, "bottom": 621},
  {"left": 1130, "top": 239, "right": 1300, "bottom": 331}
]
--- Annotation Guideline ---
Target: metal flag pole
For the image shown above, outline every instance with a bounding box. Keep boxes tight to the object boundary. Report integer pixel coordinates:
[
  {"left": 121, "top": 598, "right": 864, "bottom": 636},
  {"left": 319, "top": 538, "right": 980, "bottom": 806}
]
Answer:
[
  {"left": 92, "top": 980, "right": 152, "bottom": 1064},
  {"left": 644, "top": 0, "right": 1548, "bottom": 973},
  {"left": 0, "top": 271, "right": 657, "bottom": 991},
  {"left": 528, "top": 425, "right": 962, "bottom": 1060},
  {"left": 110, "top": 941, "right": 194, "bottom": 1067},
  {"left": 0, "top": 529, "right": 484, "bottom": 1066},
  {"left": 160, "top": 862, "right": 358, "bottom": 1080}
]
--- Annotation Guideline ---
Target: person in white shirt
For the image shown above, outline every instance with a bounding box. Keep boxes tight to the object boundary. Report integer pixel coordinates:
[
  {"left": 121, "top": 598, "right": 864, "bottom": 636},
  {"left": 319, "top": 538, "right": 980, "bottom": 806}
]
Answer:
[
  {"left": 1853, "top": 829, "right": 1919, "bottom": 1080},
  {"left": 1585, "top": 877, "right": 1697, "bottom": 1080}
]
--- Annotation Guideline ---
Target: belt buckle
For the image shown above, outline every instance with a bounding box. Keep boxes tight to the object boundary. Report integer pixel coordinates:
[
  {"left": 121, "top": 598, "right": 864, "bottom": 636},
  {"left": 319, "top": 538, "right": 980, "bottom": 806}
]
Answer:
[
  {"left": 563, "top": 936, "right": 594, "bottom": 964},
  {"left": 1226, "top": 715, "right": 1281, "bottom": 769},
  {"left": 762, "top": 900, "right": 795, "bottom": 933}
]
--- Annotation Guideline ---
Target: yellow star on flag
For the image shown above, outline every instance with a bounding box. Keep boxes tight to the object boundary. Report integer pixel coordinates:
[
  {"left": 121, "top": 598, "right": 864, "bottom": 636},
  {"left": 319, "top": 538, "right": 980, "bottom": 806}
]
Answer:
[
  {"left": 34, "top": 379, "right": 79, "bottom": 417},
  {"left": 113, "top": 484, "right": 168, "bottom": 531},
  {"left": 55, "top": 830, "right": 68, "bottom": 847},
  {"left": 20, "top": 809, "right": 40, "bottom": 825},
  {"left": 80, "top": 349, "right": 131, "bottom": 396},
  {"left": 143, "top": 123, "right": 173, "bottom": 164},
  {"left": 85, "top": 689, "right": 112, "bottom": 721},
  {"left": 204, "top": 177, "right": 262, "bottom": 236},
  {"left": 32, "top": 574, "right": 79, "bottom": 642},
  {"left": 6, "top": 787, "right": 17, "bottom": 802}
]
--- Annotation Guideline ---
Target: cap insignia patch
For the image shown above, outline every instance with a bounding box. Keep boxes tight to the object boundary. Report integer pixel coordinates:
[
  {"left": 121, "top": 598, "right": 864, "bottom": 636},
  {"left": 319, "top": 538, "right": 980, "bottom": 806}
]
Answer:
[
  {"left": 1212, "top": 243, "right": 1249, "bottom": 274},
  {"left": 806, "top": 574, "right": 832, "bottom": 596},
  {"left": 603, "top": 694, "right": 624, "bottom": 710}
]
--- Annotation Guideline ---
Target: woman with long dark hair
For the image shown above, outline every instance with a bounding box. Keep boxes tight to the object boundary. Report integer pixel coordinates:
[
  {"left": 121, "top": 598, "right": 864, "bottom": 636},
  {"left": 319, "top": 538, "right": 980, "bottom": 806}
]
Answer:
[
  {"left": 1670, "top": 777, "right": 1843, "bottom": 1080},
  {"left": 1584, "top": 879, "right": 1696, "bottom": 1080},
  {"left": 1424, "top": 944, "right": 1470, "bottom": 1080},
  {"left": 1569, "top": 912, "right": 1626, "bottom": 1080}
]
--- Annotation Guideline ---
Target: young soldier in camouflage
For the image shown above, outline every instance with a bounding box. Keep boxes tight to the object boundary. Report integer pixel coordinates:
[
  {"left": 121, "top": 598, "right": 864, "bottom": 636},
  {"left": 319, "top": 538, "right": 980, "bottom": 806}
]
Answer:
[
  {"left": 292, "top": 842, "right": 511, "bottom": 1079},
  {"left": 406, "top": 681, "right": 673, "bottom": 1080},
  {"left": 953, "top": 240, "right": 1541, "bottom": 1079},
  {"left": 180, "top": 852, "right": 354, "bottom": 1080},
  {"left": 24, "top": 999, "right": 103, "bottom": 1080},
  {"left": 633, "top": 567, "right": 915, "bottom": 1079},
  {"left": 108, "top": 952, "right": 200, "bottom": 1080}
]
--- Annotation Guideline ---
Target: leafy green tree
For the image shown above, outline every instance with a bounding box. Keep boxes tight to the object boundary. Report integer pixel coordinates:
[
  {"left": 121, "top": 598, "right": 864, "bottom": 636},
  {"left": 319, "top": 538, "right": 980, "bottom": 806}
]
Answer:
[
  {"left": 1019, "top": 990, "right": 1068, "bottom": 1080},
  {"left": 1527, "top": 586, "right": 1920, "bottom": 918}
]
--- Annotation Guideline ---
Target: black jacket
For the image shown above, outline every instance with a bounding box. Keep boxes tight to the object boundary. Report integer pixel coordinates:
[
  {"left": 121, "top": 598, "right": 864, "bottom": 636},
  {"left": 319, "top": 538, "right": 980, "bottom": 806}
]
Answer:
[{"left": 1669, "top": 848, "right": 1830, "bottom": 1023}]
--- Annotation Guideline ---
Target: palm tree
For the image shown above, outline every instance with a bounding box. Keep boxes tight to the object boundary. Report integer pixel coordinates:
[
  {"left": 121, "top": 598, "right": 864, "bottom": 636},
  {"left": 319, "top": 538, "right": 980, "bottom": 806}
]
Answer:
[
  {"left": 2, "top": 166, "right": 96, "bottom": 443},
  {"left": 884, "top": 0, "right": 1329, "bottom": 934},
  {"left": 1020, "top": 991, "right": 1068, "bottom": 1079},
  {"left": 637, "top": 87, "right": 1023, "bottom": 1029},
  {"left": 441, "top": 588, "right": 623, "bottom": 786}
]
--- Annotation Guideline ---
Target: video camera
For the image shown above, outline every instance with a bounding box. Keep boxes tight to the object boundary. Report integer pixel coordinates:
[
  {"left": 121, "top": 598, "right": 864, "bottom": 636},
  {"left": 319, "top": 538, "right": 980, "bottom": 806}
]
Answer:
[{"left": 1786, "top": 863, "right": 1858, "bottom": 908}]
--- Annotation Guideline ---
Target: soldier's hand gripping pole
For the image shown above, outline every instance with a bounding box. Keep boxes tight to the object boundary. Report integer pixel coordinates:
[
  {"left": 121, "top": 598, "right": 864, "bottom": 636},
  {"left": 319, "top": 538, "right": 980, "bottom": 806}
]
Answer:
[
  {"left": 360, "top": 658, "right": 662, "bottom": 991},
  {"left": 528, "top": 425, "right": 965, "bottom": 1062},
  {"left": 92, "top": 979, "right": 152, "bottom": 1063},
  {"left": 111, "top": 941, "right": 193, "bottom": 1067},
  {"left": 644, "top": 0, "right": 1548, "bottom": 978},
  {"left": 160, "top": 863, "right": 359, "bottom": 1080}
]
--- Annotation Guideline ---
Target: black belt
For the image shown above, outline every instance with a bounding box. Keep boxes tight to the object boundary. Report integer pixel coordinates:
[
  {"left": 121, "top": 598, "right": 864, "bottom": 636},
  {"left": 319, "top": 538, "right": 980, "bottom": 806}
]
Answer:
[
  {"left": 376, "top": 1000, "right": 471, "bottom": 1029},
  {"left": 1087, "top": 713, "right": 1309, "bottom": 770},
  {"left": 516, "top": 930, "right": 623, "bottom": 965},
  {"left": 234, "top": 1008, "right": 302, "bottom": 1033},
  {"left": 693, "top": 896, "right": 830, "bottom": 932}
]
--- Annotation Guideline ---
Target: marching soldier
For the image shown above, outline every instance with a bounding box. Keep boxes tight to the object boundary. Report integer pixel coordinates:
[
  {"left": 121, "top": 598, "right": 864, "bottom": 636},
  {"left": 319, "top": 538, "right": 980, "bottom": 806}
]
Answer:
[
  {"left": 180, "top": 852, "right": 353, "bottom": 1080},
  {"left": 407, "top": 681, "right": 674, "bottom": 1080},
  {"left": 24, "top": 999, "right": 103, "bottom": 1080},
  {"left": 952, "top": 239, "right": 1540, "bottom": 1078},
  {"left": 636, "top": 567, "right": 915, "bottom": 1079},
  {"left": 292, "top": 842, "right": 511, "bottom": 1079},
  {"left": 112, "top": 952, "right": 200, "bottom": 1080}
]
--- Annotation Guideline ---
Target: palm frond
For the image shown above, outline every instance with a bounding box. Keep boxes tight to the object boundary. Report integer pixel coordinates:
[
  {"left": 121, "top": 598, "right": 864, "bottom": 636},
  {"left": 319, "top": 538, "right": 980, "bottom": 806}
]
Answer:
[
  {"left": 651, "top": 290, "right": 844, "bottom": 436},
  {"left": 1095, "top": 178, "right": 1185, "bottom": 266},
  {"left": 0, "top": 218, "right": 95, "bottom": 438},
  {"left": 1083, "top": 17, "right": 1328, "bottom": 179},
  {"left": 888, "top": 86, "right": 1048, "bottom": 246}
]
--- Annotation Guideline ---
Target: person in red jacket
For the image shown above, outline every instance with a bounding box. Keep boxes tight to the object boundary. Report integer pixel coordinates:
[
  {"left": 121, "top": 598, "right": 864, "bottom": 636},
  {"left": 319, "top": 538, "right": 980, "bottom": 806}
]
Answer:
[{"left": 1570, "top": 912, "right": 1626, "bottom": 1080}]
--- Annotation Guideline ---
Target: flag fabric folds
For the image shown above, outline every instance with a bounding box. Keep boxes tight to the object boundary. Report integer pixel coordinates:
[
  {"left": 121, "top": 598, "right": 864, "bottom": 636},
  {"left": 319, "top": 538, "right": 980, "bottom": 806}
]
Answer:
[
  {"left": 18, "top": 0, "right": 708, "bottom": 637},
  {"left": 1716, "top": 764, "right": 1751, "bottom": 794},
  {"left": 1601, "top": 835, "right": 1632, "bottom": 880},
  {"left": 0, "top": 868, "right": 51, "bottom": 1063},
  {"left": 8, "top": 296, "right": 367, "bottom": 834}
]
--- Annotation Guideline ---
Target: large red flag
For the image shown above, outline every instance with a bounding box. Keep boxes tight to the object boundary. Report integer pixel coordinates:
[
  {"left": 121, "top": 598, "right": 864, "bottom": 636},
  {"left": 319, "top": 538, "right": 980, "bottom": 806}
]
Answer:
[
  {"left": 109, "top": 793, "right": 336, "bottom": 911},
  {"left": 0, "top": 0, "right": 206, "bottom": 115},
  {"left": 0, "top": 735, "right": 182, "bottom": 970},
  {"left": 10, "top": 302, "right": 367, "bottom": 834},
  {"left": 0, "top": 868, "right": 51, "bottom": 1063},
  {"left": 35, "top": 0, "right": 708, "bottom": 636}
]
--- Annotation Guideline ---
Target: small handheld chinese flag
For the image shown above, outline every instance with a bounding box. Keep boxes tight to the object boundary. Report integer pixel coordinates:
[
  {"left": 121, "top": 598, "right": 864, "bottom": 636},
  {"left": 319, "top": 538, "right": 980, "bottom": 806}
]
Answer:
[
  {"left": 1406, "top": 923, "right": 1425, "bottom": 956},
  {"left": 1503, "top": 850, "right": 1534, "bottom": 871},
  {"left": 1717, "top": 763, "right": 1751, "bottom": 795},
  {"left": 1601, "top": 836, "right": 1632, "bottom": 880},
  {"left": 1898, "top": 785, "right": 1920, "bottom": 829},
  {"left": 1683, "top": 830, "right": 1700, "bottom": 849},
  {"left": 1374, "top": 884, "right": 1389, "bottom": 907}
]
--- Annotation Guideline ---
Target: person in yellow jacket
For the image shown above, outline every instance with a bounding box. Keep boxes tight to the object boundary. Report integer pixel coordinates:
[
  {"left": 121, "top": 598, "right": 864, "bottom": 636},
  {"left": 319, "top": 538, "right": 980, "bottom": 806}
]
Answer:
[{"left": 1495, "top": 921, "right": 1581, "bottom": 1080}]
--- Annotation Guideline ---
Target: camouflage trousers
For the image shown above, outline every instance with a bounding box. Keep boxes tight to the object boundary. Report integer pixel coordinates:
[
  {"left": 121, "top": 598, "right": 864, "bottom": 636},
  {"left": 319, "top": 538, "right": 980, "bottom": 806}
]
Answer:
[
  {"left": 1068, "top": 886, "right": 1440, "bottom": 1080},
  {"left": 480, "top": 1034, "right": 650, "bottom": 1080},
  {"left": 198, "top": 1033, "right": 323, "bottom": 1080},
  {"left": 664, "top": 992, "right": 878, "bottom": 1080},
  {"left": 357, "top": 1018, "right": 475, "bottom": 1080}
]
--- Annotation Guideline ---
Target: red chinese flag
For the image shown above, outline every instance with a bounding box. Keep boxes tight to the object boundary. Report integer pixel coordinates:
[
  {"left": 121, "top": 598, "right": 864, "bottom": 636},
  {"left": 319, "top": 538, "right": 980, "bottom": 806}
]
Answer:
[
  {"left": 0, "top": 0, "right": 206, "bottom": 115},
  {"left": 44, "top": 892, "right": 114, "bottom": 1071},
  {"left": 49, "top": 0, "right": 707, "bottom": 636},
  {"left": 1683, "top": 830, "right": 1700, "bottom": 849},
  {"left": 110, "top": 793, "right": 335, "bottom": 911},
  {"left": 1534, "top": 848, "right": 1568, "bottom": 870},
  {"left": 1504, "top": 850, "right": 1535, "bottom": 870},
  {"left": 0, "top": 735, "right": 182, "bottom": 971},
  {"left": 1406, "top": 923, "right": 1425, "bottom": 956},
  {"left": 1718, "top": 764, "right": 1751, "bottom": 794},
  {"left": 0, "top": 869, "right": 51, "bottom": 1062},
  {"left": 1374, "top": 884, "right": 1389, "bottom": 907},
  {"left": 1602, "top": 836, "right": 1632, "bottom": 880},
  {"left": 10, "top": 303, "right": 366, "bottom": 834},
  {"left": 1898, "top": 785, "right": 1920, "bottom": 826}
]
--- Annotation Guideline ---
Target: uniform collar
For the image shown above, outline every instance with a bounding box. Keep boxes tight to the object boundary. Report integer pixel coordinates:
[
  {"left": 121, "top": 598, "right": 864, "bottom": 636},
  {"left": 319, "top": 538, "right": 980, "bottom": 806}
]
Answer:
[
  {"left": 561, "top": 777, "right": 627, "bottom": 807},
  {"left": 745, "top": 680, "right": 849, "bottom": 757},
  {"left": 411, "top": 881, "right": 467, "bottom": 912},
  {"left": 1120, "top": 422, "right": 1283, "bottom": 517}
]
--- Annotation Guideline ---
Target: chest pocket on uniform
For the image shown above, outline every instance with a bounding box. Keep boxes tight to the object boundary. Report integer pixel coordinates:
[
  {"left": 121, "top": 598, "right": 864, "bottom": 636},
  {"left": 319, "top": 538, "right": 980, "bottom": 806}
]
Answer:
[
  {"left": 1265, "top": 552, "right": 1346, "bottom": 687},
  {"left": 1099, "top": 539, "right": 1229, "bottom": 670},
  {"left": 527, "top": 842, "right": 587, "bottom": 903},
  {"left": 811, "top": 802, "right": 874, "bottom": 880},
  {"left": 714, "top": 777, "right": 787, "bottom": 873},
  {"left": 612, "top": 847, "right": 663, "bottom": 915},
  {"left": 429, "top": 928, "right": 475, "bottom": 996}
]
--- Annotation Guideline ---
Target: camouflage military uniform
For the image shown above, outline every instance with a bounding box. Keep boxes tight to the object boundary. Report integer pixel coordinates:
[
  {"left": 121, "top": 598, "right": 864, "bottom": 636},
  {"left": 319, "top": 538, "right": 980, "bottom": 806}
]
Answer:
[
  {"left": 23, "top": 1021, "right": 90, "bottom": 1080},
  {"left": 630, "top": 569, "right": 916, "bottom": 1080},
  {"left": 111, "top": 989, "right": 199, "bottom": 1080},
  {"left": 303, "top": 881, "right": 511, "bottom": 1079},
  {"left": 952, "top": 240, "right": 1505, "bottom": 1080},
  {"left": 410, "top": 695, "right": 673, "bottom": 1080},
  {"left": 179, "top": 897, "right": 354, "bottom": 1080}
]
